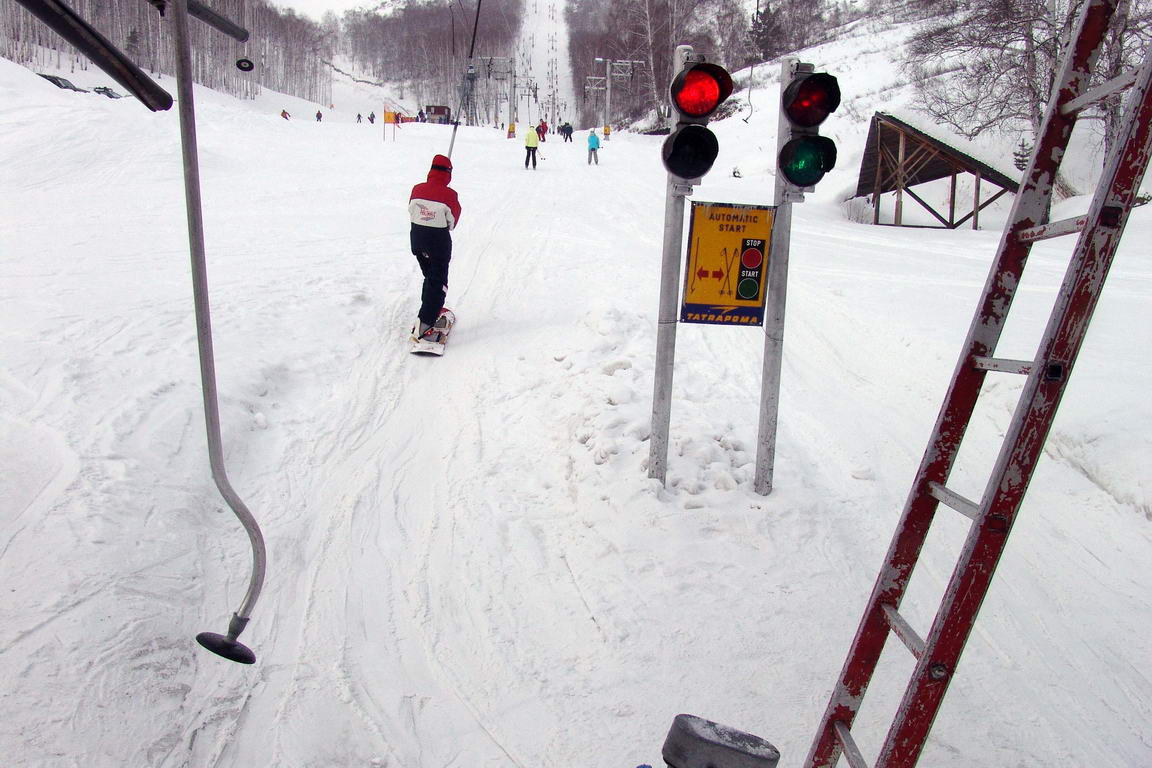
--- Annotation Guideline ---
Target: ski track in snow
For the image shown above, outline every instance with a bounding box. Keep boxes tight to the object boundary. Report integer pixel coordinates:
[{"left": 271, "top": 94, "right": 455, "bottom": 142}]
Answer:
[{"left": 3, "top": 14, "right": 1152, "bottom": 768}]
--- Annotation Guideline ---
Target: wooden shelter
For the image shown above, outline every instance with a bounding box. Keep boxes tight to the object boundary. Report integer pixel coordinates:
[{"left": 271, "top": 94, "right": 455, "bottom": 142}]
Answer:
[
  {"left": 425, "top": 105, "right": 452, "bottom": 124},
  {"left": 855, "top": 112, "right": 1021, "bottom": 229}
]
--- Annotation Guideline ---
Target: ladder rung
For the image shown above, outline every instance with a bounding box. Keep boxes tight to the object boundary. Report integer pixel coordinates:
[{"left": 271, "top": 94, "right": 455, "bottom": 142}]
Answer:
[
  {"left": 972, "top": 356, "right": 1034, "bottom": 375},
  {"left": 1061, "top": 67, "right": 1140, "bottom": 115},
  {"left": 1017, "top": 215, "right": 1088, "bottom": 243},
  {"left": 881, "top": 603, "right": 925, "bottom": 659},
  {"left": 833, "top": 721, "right": 872, "bottom": 768},
  {"left": 928, "top": 481, "right": 980, "bottom": 521}
]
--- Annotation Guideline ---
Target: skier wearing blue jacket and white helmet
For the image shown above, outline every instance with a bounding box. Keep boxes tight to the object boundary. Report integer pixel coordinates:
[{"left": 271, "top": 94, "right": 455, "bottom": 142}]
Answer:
[{"left": 587, "top": 128, "right": 600, "bottom": 165}]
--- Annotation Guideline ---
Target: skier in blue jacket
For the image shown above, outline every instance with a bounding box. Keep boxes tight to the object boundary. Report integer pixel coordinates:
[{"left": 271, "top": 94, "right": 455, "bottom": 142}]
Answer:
[{"left": 587, "top": 129, "right": 600, "bottom": 165}]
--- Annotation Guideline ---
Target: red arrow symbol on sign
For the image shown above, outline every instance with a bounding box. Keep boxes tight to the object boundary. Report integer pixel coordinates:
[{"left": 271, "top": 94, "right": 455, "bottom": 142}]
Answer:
[
  {"left": 712, "top": 269, "right": 724, "bottom": 279},
  {"left": 697, "top": 268, "right": 709, "bottom": 279}
]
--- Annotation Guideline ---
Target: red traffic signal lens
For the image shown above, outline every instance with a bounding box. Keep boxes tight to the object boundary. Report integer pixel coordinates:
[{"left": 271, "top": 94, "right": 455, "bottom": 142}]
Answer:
[
  {"left": 670, "top": 63, "right": 733, "bottom": 119},
  {"left": 782, "top": 73, "right": 840, "bottom": 128},
  {"left": 778, "top": 136, "right": 837, "bottom": 187},
  {"left": 662, "top": 124, "right": 720, "bottom": 179},
  {"left": 676, "top": 70, "right": 721, "bottom": 116}
]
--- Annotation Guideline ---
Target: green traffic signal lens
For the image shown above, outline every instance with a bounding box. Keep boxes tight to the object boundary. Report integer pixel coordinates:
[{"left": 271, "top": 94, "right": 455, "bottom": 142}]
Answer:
[{"left": 778, "top": 136, "right": 837, "bottom": 186}]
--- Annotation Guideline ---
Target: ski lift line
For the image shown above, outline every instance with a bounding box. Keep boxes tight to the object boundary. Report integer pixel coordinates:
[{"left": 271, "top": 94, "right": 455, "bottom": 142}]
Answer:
[
  {"left": 144, "top": 0, "right": 250, "bottom": 42},
  {"left": 171, "top": 0, "right": 266, "bottom": 665},
  {"left": 13, "top": 0, "right": 173, "bottom": 111},
  {"left": 185, "top": 0, "right": 250, "bottom": 42},
  {"left": 447, "top": 0, "right": 484, "bottom": 158}
]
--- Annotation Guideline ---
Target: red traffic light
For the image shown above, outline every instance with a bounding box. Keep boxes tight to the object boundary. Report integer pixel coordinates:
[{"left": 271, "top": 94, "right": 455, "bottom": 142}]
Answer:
[
  {"left": 781, "top": 73, "right": 840, "bottom": 128},
  {"left": 670, "top": 63, "right": 733, "bottom": 120}
]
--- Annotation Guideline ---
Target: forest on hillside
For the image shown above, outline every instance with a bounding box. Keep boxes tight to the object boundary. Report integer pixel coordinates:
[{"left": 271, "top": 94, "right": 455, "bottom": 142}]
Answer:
[
  {"left": 2, "top": 0, "right": 1151, "bottom": 154},
  {"left": 0, "top": 0, "right": 335, "bottom": 103},
  {"left": 339, "top": 0, "right": 523, "bottom": 122},
  {"left": 566, "top": 0, "right": 865, "bottom": 127},
  {"left": 0, "top": 0, "right": 524, "bottom": 119}
]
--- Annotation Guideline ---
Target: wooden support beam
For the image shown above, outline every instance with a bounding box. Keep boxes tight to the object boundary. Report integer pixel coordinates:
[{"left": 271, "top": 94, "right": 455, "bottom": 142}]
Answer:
[
  {"left": 949, "top": 172, "right": 957, "bottom": 228},
  {"left": 953, "top": 187, "right": 1009, "bottom": 229},
  {"left": 905, "top": 186, "right": 952, "bottom": 228},
  {"left": 973, "top": 171, "right": 982, "bottom": 230},
  {"left": 896, "top": 130, "right": 907, "bottom": 226}
]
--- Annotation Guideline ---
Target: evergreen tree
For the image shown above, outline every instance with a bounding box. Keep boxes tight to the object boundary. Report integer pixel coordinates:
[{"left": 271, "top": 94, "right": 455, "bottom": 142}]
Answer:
[
  {"left": 1013, "top": 137, "right": 1031, "bottom": 171},
  {"left": 749, "top": 2, "right": 786, "bottom": 62},
  {"left": 125, "top": 27, "right": 140, "bottom": 57}
]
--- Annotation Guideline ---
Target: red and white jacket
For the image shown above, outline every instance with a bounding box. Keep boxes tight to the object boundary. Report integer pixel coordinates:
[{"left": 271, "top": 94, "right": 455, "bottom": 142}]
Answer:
[{"left": 408, "top": 154, "right": 461, "bottom": 230}]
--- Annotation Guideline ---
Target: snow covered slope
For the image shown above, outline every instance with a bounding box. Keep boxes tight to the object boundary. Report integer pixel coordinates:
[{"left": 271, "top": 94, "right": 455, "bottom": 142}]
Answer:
[{"left": 1, "top": 22, "right": 1151, "bottom": 768}]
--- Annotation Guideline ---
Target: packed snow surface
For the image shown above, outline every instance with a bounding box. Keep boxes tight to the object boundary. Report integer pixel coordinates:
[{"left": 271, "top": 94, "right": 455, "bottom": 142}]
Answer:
[{"left": 2, "top": 16, "right": 1151, "bottom": 768}]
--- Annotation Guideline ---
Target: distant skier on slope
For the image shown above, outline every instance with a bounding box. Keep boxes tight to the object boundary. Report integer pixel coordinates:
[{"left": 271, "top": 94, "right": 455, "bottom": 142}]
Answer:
[
  {"left": 587, "top": 128, "right": 600, "bottom": 165},
  {"left": 408, "top": 154, "right": 462, "bottom": 341},
  {"left": 524, "top": 126, "right": 539, "bottom": 169}
]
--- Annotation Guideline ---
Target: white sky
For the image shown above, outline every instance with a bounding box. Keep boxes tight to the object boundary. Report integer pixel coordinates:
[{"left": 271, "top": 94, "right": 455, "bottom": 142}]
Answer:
[{"left": 266, "top": 0, "right": 373, "bottom": 22}]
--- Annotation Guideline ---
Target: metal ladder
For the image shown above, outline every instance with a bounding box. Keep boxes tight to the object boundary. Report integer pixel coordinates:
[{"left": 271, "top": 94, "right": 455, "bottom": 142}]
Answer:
[{"left": 803, "top": 1, "right": 1152, "bottom": 766}]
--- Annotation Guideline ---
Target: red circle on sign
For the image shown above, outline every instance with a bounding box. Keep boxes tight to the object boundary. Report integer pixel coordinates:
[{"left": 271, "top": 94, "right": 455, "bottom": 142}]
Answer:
[{"left": 742, "top": 248, "right": 763, "bottom": 269}]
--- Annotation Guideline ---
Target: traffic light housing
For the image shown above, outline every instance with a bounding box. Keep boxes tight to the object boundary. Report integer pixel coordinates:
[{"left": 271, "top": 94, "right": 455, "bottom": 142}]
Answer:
[
  {"left": 662, "top": 61, "right": 733, "bottom": 181},
  {"left": 777, "top": 67, "right": 840, "bottom": 193}
]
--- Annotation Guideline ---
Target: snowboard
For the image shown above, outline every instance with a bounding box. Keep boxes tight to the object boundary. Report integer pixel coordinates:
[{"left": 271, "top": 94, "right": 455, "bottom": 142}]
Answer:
[{"left": 409, "top": 308, "right": 455, "bottom": 356}]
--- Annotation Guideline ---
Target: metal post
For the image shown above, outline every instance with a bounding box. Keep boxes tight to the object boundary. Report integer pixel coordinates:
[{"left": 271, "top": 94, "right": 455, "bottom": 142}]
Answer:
[
  {"left": 753, "top": 58, "right": 797, "bottom": 495},
  {"left": 648, "top": 45, "right": 695, "bottom": 484},
  {"left": 649, "top": 178, "right": 692, "bottom": 482},
  {"left": 605, "top": 57, "right": 612, "bottom": 135},
  {"left": 173, "top": 0, "right": 266, "bottom": 661}
]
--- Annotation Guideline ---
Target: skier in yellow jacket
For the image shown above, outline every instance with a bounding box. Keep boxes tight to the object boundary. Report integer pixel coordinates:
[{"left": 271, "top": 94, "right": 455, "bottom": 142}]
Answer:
[{"left": 524, "top": 127, "right": 539, "bottom": 170}]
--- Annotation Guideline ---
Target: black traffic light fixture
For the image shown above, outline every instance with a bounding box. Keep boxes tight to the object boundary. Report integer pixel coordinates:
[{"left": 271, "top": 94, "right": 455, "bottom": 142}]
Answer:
[
  {"left": 777, "top": 63, "right": 840, "bottom": 196},
  {"left": 662, "top": 58, "right": 733, "bottom": 181}
]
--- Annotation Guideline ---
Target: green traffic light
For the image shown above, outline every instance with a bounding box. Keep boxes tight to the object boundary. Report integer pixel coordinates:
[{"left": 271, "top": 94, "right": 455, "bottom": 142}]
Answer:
[{"left": 778, "top": 136, "right": 837, "bottom": 187}]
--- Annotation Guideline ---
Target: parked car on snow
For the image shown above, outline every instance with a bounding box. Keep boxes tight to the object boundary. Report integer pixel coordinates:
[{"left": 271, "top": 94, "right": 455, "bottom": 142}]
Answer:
[{"left": 37, "top": 74, "right": 89, "bottom": 93}]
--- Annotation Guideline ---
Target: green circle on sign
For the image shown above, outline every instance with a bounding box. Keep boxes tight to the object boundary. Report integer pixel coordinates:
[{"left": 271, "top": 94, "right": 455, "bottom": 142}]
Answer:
[{"left": 738, "top": 277, "right": 759, "bottom": 300}]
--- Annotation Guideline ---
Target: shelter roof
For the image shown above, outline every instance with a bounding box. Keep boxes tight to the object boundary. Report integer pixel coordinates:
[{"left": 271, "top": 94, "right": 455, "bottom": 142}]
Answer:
[{"left": 854, "top": 111, "right": 1021, "bottom": 199}]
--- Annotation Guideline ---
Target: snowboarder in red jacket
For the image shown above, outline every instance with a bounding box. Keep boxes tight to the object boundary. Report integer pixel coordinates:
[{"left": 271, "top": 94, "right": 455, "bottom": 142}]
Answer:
[{"left": 408, "top": 154, "right": 461, "bottom": 340}]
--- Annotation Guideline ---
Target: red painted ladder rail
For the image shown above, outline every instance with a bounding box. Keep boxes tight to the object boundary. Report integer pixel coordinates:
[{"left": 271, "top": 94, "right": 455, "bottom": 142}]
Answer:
[{"left": 803, "top": 1, "right": 1152, "bottom": 766}]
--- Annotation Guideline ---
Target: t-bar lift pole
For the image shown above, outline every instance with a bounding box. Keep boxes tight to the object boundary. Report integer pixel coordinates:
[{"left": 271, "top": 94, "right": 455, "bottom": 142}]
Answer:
[{"left": 171, "top": 0, "right": 266, "bottom": 665}]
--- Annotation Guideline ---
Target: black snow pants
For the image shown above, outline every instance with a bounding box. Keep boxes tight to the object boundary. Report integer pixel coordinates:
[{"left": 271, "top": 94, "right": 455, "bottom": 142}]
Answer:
[{"left": 410, "top": 223, "right": 453, "bottom": 326}]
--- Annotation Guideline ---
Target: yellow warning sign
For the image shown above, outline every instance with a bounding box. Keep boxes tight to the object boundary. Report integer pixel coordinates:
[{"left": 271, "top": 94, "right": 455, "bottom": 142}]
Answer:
[{"left": 681, "top": 202, "right": 775, "bottom": 325}]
